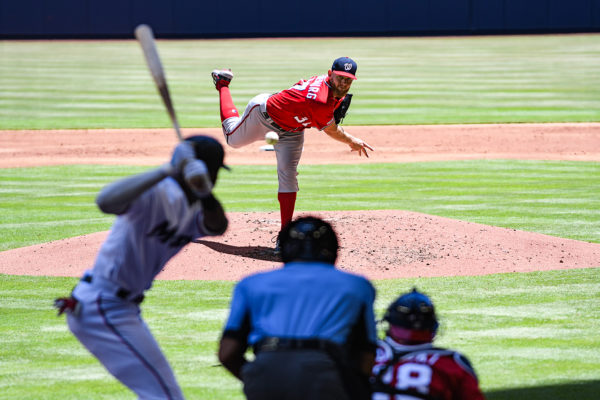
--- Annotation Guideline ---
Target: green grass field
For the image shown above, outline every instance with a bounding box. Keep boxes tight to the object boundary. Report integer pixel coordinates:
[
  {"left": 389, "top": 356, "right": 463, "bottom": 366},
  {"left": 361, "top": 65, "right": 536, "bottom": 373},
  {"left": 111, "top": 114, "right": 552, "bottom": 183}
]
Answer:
[
  {"left": 1, "top": 270, "right": 599, "bottom": 399},
  {"left": 1, "top": 34, "right": 599, "bottom": 129},
  {"left": 1, "top": 35, "right": 599, "bottom": 399},
  {"left": 1, "top": 160, "right": 599, "bottom": 251}
]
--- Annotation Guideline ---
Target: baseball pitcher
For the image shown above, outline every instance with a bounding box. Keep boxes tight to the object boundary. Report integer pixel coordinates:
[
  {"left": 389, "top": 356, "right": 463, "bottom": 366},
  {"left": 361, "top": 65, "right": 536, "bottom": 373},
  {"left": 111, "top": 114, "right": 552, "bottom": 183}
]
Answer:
[{"left": 211, "top": 57, "right": 373, "bottom": 254}]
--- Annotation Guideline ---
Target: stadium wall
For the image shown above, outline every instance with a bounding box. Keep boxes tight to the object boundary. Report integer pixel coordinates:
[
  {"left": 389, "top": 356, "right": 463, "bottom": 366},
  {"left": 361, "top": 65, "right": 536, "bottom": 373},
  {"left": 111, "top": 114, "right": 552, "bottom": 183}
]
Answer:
[{"left": 1, "top": 0, "right": 599, "bottom": 38}]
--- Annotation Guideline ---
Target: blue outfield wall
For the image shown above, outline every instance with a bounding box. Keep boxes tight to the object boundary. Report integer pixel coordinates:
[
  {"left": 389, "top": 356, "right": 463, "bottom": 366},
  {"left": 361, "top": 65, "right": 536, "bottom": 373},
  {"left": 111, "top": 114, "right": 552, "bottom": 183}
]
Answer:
[{"left": 0, "top": 0, "right": 599, "bottom": 38}]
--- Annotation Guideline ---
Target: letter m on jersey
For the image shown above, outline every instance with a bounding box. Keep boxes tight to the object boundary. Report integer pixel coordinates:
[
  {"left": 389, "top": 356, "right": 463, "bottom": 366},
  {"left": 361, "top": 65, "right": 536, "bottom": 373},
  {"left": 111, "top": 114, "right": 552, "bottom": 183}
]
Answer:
[
  {"left": 147, "top": 221, "right": 192, "bottom": 247},
  {"left": 148, "top": 221, "right": 176, "bottom": 242}
]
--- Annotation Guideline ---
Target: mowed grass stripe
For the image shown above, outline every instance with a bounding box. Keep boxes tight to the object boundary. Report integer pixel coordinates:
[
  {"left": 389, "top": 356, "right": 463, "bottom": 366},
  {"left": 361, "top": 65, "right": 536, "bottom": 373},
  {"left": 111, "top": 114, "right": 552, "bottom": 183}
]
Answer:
[
  {"left": 1, "top": 34, "right": 599, "bottom": 129},
  {"left": 0, "top": 160, "right": 597, "bottom": 251},
  {"left": 1, "top": 269, "right": 598, "bottom": 399}
]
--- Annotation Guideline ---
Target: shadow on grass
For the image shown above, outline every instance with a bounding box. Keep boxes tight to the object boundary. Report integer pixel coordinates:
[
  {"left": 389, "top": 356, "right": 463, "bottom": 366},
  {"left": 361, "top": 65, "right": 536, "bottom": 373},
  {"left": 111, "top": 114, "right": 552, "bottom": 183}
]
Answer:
[
  {"left": 193, "top": 239, "right": 280, "bottom": 262},
  {"left": 485, "top": 380, "right": 600, "bottom": 400}
]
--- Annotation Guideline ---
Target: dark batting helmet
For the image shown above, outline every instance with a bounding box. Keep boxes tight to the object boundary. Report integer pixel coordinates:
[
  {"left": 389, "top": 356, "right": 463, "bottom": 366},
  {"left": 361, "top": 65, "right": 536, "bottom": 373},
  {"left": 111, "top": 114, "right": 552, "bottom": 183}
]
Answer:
[
  {"left": 278, "top": 216, "right": 339, "bottom": 264},
  {"left": 383, "top": 288, "right": 439, "bottom": 344},
  {"left": 185, "top": 135, "right": 230, "bottom": 184}
]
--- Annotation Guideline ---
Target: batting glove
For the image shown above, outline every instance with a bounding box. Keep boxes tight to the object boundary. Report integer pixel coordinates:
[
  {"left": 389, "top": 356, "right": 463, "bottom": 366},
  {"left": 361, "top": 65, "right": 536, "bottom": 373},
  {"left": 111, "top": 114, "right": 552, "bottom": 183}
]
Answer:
[
  {"left": 183, "top": 160, "right": 213, "bottom": 198},
  {"left": 54, "top": 296, "right": 81, "bottom": 316},
  {"left": 170, "top": 142, "right": 196, "bottom": 173}
]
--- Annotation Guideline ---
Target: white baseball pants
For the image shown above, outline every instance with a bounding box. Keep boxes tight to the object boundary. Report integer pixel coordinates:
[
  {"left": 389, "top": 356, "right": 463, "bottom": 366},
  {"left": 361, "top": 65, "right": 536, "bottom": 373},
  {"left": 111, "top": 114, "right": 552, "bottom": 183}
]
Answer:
[{"left": 68, "top": 282, "right": 185, "bottom": 400}]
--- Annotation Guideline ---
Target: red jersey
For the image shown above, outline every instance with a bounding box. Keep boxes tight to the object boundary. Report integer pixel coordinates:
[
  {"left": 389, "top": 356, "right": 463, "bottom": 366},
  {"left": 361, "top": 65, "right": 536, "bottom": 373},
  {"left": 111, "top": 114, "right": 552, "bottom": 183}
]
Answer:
[
  {"left": 266, "top": 74, "right": 344, "bottom": 132},
  {"left": 371, "top": 338, "right": 485, "bottom": 400}
]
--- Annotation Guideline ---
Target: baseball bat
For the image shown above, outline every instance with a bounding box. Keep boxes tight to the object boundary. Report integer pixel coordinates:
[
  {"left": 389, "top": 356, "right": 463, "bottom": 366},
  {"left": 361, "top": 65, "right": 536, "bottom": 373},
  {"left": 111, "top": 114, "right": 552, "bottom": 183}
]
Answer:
[{"left": 134, "top": 24, "right": 183, "bottom": 141}]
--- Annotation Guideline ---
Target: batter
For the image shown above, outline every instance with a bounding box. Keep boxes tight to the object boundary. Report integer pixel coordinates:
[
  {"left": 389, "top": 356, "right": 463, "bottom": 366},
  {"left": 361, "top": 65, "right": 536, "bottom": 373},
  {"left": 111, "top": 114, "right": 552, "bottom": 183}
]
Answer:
[{"left": 54, "top": 136, "right": 229, "bottom": 400}]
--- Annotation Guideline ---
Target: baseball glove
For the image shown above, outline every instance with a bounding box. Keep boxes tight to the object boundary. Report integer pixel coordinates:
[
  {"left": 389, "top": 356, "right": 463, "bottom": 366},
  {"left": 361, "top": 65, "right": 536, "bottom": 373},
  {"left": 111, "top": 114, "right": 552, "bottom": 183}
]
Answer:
[{"left": 334, "top": 93, "right": 353, "bottom": 125}]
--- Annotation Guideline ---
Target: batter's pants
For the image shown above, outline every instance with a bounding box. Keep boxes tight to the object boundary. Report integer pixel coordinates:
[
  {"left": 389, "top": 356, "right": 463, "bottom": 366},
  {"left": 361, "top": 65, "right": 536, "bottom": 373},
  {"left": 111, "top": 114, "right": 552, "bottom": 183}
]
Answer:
[{"left": 67, "top": 282, "right": 185, "bottom": 400}]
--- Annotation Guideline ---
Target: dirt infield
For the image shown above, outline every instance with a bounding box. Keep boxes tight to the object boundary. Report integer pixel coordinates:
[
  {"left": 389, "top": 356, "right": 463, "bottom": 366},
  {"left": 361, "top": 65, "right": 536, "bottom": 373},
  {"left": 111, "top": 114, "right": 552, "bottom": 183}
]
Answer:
[
  {"left": 1, "top": 123, "right": 599, "bottom": 280},
  {"left": 2, "top": 123, "right": 599, "bottom": 167}
]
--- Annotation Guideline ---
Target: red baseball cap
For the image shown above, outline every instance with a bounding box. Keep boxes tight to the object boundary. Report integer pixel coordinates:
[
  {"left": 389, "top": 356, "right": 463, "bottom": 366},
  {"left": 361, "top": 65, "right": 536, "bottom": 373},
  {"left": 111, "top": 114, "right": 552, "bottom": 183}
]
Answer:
[{"left": 331, "top": 57, "right": 358, "bottom": 80}]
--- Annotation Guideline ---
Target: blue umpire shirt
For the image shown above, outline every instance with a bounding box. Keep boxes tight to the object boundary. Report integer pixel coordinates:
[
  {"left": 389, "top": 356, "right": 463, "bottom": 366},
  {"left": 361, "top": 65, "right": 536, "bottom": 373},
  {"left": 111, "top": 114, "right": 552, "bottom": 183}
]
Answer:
[{"left": 223, "top": 261, "right": 377, "bottom": 348}]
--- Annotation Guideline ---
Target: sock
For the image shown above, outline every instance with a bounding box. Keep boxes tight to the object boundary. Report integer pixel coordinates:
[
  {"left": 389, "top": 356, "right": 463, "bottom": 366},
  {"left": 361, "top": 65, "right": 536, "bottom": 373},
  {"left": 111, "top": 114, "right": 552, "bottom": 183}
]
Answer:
[
  {"left": 218, "top": 87, "right": 240, "bottom": 122},
  {"left": 278, "top": 192, "right": 297, "bottom": 231}
]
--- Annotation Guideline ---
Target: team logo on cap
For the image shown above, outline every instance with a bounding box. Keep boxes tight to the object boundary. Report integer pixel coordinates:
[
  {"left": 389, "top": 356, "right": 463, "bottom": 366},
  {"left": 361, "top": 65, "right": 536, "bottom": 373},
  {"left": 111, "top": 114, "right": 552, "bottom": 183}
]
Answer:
[{"left": 344, "top": 63, "right": 352, "bottom": 71}]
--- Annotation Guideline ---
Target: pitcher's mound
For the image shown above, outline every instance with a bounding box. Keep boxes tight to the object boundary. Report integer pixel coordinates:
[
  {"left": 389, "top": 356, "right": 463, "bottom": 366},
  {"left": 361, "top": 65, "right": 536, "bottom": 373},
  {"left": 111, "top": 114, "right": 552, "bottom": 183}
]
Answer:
[{"left": 1, "top": 210, "right": 598, "bottom": 281}]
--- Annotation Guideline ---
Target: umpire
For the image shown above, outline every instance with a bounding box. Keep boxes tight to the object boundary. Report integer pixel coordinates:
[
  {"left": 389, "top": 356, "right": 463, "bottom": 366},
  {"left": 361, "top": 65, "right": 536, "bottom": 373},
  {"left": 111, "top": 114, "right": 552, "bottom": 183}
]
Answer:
[{"left": 218, "top": 216, "right": 377, "bottom": 400}]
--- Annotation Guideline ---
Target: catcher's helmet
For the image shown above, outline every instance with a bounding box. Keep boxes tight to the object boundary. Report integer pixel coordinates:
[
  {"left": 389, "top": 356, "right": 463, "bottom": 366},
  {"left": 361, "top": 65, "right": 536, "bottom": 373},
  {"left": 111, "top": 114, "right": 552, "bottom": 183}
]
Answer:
[
  {"left": 384, "top": 288, "right": 438, "bottom": 344},
  {"left": 185, "top": 135, "right": 229, "bottom": 184},
  {"left": 279, "top": 216, "right": 338, "bottom": 264}
]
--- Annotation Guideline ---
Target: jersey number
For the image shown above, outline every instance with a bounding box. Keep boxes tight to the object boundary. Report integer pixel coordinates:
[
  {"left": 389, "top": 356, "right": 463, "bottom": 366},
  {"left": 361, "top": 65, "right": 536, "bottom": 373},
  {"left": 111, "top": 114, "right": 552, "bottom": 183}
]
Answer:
[
  {"left": 290, "top": 80, "right": 309, "bottom": 91},
  {"left": 384, "top": 363, "right": 433, "bottom": 395},
  {"left": 294, "top": 116, "right": 310, "bottom": 127}
]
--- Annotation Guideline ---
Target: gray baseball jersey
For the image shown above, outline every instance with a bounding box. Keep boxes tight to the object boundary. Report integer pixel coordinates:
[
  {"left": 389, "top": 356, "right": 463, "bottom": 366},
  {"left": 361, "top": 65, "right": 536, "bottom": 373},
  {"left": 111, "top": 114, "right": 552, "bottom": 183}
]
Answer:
[{"left": 68, "top": 177, "right": 215, "bottom": 400}]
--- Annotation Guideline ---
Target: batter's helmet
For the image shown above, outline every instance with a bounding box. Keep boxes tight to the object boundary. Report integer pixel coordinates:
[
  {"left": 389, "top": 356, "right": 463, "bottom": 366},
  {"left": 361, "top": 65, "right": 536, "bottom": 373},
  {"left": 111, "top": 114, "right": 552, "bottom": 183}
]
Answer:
[
  {"left": 279, "top": 216, "right": 338, "bottom": 264},
  {"left": 384, "top": 288, "right": 438, "bottom": 344},
  {"left": 185, "top": 135, "right": 229, "bottom": 184}
]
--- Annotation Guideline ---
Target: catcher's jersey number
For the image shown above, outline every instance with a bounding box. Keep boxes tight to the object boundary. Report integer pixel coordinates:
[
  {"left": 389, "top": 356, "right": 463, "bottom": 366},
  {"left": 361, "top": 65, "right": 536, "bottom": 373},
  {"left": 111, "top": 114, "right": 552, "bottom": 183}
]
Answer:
[{"left": 380, "top": 363, "right": 433, "bottom": 396}]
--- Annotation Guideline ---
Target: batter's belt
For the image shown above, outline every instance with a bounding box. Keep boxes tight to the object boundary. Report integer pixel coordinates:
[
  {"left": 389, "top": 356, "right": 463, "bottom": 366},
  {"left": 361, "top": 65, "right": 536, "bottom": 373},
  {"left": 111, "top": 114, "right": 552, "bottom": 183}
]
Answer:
[{"left": 81, "top": 274, "right": 145, "bottom": 304}]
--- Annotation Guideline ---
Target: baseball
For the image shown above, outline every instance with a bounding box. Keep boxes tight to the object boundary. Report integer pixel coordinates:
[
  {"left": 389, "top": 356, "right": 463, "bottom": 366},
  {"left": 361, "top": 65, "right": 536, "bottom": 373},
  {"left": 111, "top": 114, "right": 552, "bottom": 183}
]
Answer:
[{"left": 265, "top": 132, "right": 279, "bottom": 145}]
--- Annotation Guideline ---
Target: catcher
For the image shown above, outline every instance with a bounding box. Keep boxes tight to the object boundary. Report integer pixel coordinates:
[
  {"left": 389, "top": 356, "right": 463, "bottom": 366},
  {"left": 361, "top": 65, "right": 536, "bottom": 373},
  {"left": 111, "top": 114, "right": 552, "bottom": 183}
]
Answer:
[
  {"left": 371, "top": 288, "right": 485, "bottom": 400},
  {"left": 54, "top": 136, "right": 229, "bottom": 400},
  {"left": 211, "top": 57, "right": 374, "bottom": 254}
]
